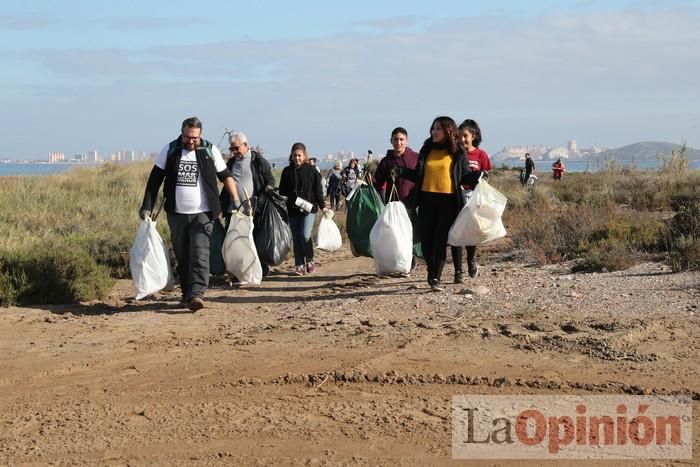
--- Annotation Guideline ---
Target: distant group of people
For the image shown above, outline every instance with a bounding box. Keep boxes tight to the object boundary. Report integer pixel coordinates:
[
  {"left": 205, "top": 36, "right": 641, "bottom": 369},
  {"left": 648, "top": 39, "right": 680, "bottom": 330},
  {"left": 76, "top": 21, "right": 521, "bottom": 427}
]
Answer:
[
  {"left": 520, "top": 153, "right": 566, "bottom": 187},
  {"left": 139, "top": 114, "right": 498, "bottom": 309}
]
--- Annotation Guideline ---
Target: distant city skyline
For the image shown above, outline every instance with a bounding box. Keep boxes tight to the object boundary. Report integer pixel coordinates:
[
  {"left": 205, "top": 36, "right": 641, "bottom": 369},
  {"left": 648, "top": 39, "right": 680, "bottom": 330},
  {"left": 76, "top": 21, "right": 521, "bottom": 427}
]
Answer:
[
  {"left": 1, "top": 1, "right": 698, "bottom": 161},
  {"left": 3, "top": 137, "right": 696, "bottom": 165}
]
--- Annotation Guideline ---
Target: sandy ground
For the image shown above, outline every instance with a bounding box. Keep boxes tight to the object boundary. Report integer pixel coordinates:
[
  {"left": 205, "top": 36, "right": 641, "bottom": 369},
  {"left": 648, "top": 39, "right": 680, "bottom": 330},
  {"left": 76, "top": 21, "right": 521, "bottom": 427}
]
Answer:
[{"left": 1, "top": 235, "right": 699, "bottom": 466}]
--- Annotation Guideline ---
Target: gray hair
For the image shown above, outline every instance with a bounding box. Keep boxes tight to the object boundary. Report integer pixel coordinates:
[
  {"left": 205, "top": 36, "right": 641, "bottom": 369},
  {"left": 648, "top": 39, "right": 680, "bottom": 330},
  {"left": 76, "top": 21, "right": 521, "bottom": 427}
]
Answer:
[{"left": 229, "top": 131, "right": 248, "bottom": 145}]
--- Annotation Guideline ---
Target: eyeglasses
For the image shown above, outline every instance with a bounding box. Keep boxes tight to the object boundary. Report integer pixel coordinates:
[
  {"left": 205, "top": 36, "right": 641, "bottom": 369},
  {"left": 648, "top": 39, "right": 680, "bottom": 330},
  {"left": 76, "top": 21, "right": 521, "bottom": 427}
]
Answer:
[{"left": 229, "top": 146, "right": 240, "bottom": 151}]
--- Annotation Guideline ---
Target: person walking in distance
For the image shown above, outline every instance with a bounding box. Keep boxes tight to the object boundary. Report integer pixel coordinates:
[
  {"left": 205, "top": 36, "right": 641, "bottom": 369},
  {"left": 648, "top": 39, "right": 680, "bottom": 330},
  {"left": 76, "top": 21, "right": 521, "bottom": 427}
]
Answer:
[
  {"left": 139, "top": 117, "right": 239, "bottom": 311},
  {"left": 327, "top": 161, "right": 343, "bottom": 210},
  {"left": 552, "top": 158, "right": 565, "bottom": 180},
  {"left": 521, "top": 152, "right": 535, "bottom": 186}
]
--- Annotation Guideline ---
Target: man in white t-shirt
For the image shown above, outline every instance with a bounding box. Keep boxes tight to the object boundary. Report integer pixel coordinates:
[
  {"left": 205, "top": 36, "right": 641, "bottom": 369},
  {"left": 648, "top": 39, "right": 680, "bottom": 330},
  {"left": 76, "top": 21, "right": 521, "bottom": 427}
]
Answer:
[{"left": 140, "top": 117, "right": 239, "bottom": 311}]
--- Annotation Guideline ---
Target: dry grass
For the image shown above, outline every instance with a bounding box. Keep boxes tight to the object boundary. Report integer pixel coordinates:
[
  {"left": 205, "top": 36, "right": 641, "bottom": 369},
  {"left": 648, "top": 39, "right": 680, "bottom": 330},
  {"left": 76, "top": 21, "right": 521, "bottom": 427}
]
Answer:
[{"left": 0, "top": 157, "right": 698, "bottom": 305}]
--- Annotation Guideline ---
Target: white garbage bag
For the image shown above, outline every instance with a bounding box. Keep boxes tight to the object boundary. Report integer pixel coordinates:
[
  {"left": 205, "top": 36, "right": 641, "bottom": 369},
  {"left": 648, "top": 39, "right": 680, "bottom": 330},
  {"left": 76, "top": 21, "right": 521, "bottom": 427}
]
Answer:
[
  {"left": 223, "top": 210, "right": 263, "bottom": 285},
  {"left": 369, "top": 201, "right": 413, "bottom": 274},
  {"left": 448, "top": 179, "right": 507, "bottom": 246},
  {"left": 317, "top": 210, "right": 342, "bottom": 252},
  {"left": 129, "top": 217, "right": 173, "bottom": 300}
]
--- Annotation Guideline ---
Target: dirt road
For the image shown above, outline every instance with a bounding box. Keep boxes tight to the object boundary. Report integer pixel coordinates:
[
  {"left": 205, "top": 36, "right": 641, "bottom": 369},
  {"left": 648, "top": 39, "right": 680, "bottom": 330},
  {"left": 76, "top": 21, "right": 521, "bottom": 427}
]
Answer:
[{"left": 1, "top": 242, "right": 698, "bottom": 466}]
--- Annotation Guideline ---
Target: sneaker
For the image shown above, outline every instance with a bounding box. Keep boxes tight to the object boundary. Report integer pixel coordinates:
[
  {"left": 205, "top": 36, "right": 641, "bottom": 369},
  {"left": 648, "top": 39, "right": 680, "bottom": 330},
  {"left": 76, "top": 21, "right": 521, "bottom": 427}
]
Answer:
[
  {"left": 429, "top": 278, "right": 444, "bottom": 292},
  {"left": 188, "top": 296, "right": 205, "bottom": 312},
  {"left": 306, "top": 261, "right": 316, "bottom": 274},
  {"left": 294, "top": 265, "right": 305, "bottom": 276},
  {"left": 468, "top": 261, "right": 479, "bottom": 278},
  {"left": 178, "top": 297, "right": 189, "bottom": 308},
  {"left": 454, "top": 270, "right": 464, "bottom": 284}
]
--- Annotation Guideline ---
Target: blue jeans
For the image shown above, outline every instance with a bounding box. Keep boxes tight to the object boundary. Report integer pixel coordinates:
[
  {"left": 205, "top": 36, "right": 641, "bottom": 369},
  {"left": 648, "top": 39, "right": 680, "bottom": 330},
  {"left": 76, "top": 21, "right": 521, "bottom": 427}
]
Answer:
[{"left": 289, "top": 213, "right": 315, "bottom": 266}]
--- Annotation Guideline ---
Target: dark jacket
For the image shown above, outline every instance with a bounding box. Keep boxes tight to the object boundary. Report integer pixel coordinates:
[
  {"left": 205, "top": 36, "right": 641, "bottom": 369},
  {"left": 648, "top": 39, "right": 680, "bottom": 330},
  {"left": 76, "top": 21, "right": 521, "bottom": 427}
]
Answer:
[
  {"left": 219, "top": 150, "right": 275, "bottom": 213},
  {"left": 327, "top": 169, "right": 342, "bottom": 196},
  {"left": 525, "top": 157, "right": 535, "bottom": 174},
  {"left": 400, "top": 142, "right": 480, "bottom": 210},
  {"left": 341, "top": 166, "right": 361, "bottom": 196},
  {"left": 373, "top": 147, "right": 418, "bottom": 203},
  {"left": 278, "top": 163, "right": 325, "bottom": 217},
  {"left": 141, "top": 137, "right": 232, "bottom": 218}
]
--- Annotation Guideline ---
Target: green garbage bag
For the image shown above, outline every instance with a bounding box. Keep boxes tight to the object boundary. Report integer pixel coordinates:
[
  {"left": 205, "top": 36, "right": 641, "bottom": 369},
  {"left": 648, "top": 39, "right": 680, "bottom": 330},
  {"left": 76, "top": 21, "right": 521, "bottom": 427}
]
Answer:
[
  {"left": 210, "top": 218, "right": 226, "bottom": 275},
  {"left": 346, "top": 183, "right": 384, "bottom": 257}
]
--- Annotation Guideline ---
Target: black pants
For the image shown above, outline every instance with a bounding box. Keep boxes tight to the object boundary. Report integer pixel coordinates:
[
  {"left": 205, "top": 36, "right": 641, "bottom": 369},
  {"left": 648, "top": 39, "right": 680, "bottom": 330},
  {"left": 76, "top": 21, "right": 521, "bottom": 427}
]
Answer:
[
  {"left": 167, "top": 212, "right": 214, "bottom": 300},
  {"left": 418, "top": 192, "right": 458, "bottom": 283},
  {"left": 451, "top": 245, "right": 477, "bottom": 272},
  {"left": 329, "top": 189, "right": 340, "bottom": 210}
]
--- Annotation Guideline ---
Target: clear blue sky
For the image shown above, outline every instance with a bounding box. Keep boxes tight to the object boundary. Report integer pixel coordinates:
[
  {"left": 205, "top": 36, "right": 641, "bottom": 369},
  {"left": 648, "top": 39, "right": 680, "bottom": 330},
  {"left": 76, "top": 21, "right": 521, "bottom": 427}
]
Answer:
[{"left": 1, "top": 0, "right": 698, "bottom": 160}]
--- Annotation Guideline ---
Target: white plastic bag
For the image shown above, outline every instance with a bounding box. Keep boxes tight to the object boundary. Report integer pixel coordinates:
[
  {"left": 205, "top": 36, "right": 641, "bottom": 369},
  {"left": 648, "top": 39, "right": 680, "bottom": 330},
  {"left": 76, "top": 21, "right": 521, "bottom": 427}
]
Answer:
[
  {"left": 448, "top": 179, "right": 507, "bottom": 246},
  {"left": 369, "top": 201, "right": 413, "bottom": 274},
  {"left": 317, "top": 210, "right": 342, "bottom": 252},
  {"left": 129, "top": 217, "right": 173, "bottom": 300},
  {"left": 223, "top": 210, "right": 263, "bottom": 285}
]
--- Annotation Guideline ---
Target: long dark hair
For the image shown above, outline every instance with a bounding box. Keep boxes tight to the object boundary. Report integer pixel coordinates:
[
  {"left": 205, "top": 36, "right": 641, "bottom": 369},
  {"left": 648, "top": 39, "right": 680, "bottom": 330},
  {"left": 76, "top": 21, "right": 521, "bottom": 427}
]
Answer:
[
  {"left": 423, "top": 116, "right": 459, "bottom": 154},
  {"left": 458, "top": 118, "right": 482, "bottom": 148},
  {"left": 288, "top": 142, "right": 307, "bottom": 165}
]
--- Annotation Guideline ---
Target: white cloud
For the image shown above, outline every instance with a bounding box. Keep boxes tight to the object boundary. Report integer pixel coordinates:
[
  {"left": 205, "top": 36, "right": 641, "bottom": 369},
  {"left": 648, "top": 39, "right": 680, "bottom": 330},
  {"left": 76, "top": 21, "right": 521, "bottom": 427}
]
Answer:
[{"left": 2, "top": 7, "right": 699, "bottom": 158}]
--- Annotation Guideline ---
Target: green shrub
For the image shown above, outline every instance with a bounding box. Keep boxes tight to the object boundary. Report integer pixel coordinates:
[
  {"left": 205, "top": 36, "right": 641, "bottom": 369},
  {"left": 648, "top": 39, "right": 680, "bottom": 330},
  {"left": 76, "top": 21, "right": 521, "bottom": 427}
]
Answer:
[
  {"left": 0, "top": 267, "right": 23, "bottom": 306},
  {"left": 664, "top": 200, "right": 700, "bottom": 271},
  {"left": 0, "top": 242, "right": 113, "bottom": 306},
  {"left": 573, "top": 239, "right": 636, "bottom": 272},
  {"left": 69, "top": 233, "right": 134, "bottom": 279}
]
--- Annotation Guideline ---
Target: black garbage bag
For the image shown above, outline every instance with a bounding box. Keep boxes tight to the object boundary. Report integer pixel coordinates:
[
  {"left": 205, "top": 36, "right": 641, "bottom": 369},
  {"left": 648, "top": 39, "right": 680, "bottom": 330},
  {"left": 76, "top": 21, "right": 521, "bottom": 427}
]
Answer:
[
  {"left": 210, "top": 217, "right": 226, "bottom": 275},
  {"left": 254, "top": 190, "right": 292, "bottom": 266}
]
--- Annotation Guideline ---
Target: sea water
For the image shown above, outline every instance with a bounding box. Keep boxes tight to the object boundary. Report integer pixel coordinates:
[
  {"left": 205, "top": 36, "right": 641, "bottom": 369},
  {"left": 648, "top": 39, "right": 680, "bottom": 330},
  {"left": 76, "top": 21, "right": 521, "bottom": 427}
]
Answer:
[{"left": 0, "top": 163, "right": 98, "bottom": 177}]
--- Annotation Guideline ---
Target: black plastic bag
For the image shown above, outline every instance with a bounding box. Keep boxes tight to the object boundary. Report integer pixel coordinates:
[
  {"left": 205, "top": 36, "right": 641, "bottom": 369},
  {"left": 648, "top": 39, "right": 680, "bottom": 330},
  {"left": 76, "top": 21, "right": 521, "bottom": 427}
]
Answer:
[
  {"left": 210, "top": 218, "right": 226, "bottom": 275},
  {"left": 254, "top": 190, "right": 292, "bottom": 266}
]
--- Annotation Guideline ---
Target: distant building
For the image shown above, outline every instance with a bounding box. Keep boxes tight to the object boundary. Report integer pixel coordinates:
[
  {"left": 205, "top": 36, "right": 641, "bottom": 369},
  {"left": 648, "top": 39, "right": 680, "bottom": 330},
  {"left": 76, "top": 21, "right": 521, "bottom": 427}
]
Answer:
[
  {"left": 48, "top": 152, "right": 65, "bottom": 163},
  {"left": 491, "top": 145, "right": 548, "bottom": 162},
  {"left": 568, "top": 140, "right": 577, "bottom": 153},
  {"left": 546, "top": 147, "right": 569, "bottom": 160},
  {"left": 87, "top": 150, "right": 100, "bottom": 162}
]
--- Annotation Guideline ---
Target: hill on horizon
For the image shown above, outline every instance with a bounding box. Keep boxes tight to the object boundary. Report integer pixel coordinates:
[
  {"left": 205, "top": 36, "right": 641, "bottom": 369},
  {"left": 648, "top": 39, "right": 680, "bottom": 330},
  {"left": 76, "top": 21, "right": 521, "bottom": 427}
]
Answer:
[{"left": 592, "top": 141, "right": 700, "bottom": 161}]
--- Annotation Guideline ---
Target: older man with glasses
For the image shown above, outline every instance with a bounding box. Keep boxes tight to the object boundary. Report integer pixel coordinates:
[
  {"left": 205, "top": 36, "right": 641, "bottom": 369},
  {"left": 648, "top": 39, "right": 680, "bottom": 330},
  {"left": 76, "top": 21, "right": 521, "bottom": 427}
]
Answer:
[{"left": 220, "top": 131, "right": 276, "bottom": 278}]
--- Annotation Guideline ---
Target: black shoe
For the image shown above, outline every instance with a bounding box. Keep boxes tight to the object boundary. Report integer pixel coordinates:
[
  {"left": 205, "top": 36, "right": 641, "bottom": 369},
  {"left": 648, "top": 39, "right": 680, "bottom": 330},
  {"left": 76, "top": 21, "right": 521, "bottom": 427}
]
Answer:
[
  {"left": 188, "top": 296, "right": 205, "bottom": 312},
  {"left": 468, "top": 261, "right": 478, "bottom": 278},
  {"left": 429, "top": 278, "right": 444, "bottom": 292},
  {"left": 454, "top": 270, "right": 464, "bottom": 284}
]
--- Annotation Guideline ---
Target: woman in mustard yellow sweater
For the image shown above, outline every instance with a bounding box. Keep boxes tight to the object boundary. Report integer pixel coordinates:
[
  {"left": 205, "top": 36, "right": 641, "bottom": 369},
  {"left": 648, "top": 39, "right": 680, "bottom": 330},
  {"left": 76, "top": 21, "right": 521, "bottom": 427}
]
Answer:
[{"left": 396, "top": 116, "right": 483, "bottom": 291}]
